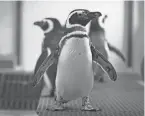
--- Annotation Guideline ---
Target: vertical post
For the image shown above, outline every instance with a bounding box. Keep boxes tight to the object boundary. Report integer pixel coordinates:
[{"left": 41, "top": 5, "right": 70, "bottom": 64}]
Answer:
[
  {"left": 15, "top": 1, "right": 22, "bottom": 66},
  {"left": 124, "top": 1, "right": 133, "bottom": 67}
]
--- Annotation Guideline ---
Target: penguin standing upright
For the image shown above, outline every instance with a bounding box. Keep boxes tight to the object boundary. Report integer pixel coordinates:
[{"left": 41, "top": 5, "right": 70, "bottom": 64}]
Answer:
[
  {"left": 32, "top": 9, "right": 117, "bottom": 111},
  {"left": 33, "top": 18, "right": 64, "bottom": 97},
  {"left": 89, "top": 15, "right": 126, "bottom": 82}
]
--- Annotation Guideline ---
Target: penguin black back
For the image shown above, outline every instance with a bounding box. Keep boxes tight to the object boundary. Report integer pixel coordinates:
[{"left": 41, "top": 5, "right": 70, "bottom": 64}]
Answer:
[{"left": 34, "top": 18, "right": 63, "bottom": 97}]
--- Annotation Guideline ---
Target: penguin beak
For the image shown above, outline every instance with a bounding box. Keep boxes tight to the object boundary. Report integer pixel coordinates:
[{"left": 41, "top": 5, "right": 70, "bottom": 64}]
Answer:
[
  {"left": 87, "top": 11, "right": 102, "bottom": 19},
  {"left": 34, "top": 21, "right": 44, "bottom": 28}
]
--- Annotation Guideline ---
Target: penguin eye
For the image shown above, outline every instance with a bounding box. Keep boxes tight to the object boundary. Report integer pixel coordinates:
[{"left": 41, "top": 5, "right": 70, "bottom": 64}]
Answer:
[
  {"left": 41, "top": 20, "right": 46, "bottom": 24},
  {"left": 78, "top": 12, "right": 86, "bottom": 17},
  {"left": 78, "top": 13, "right": 82, "bottom": 16}
]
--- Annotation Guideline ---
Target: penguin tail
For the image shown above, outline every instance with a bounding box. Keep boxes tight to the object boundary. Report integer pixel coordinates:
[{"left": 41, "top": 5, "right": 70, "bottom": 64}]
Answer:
[{"left": 107, "top": 42, "right": 126, "bottom": 62}]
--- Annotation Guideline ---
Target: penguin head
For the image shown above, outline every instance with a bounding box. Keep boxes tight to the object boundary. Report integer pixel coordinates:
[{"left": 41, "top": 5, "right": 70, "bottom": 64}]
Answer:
[
  {"left": 90, "top": 14, "right": 108, "bottom": 31},
  {"left": 34, "top": 18, "right": 62, "bottom": 34},
  {"left": 65, "top": 9, "right": 102, "bottom": 28}
]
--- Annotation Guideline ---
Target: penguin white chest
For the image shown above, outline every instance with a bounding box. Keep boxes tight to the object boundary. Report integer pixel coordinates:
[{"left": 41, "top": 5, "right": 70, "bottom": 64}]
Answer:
[{"left": 56, "top": 37, "right": 94, "bottom": 101}]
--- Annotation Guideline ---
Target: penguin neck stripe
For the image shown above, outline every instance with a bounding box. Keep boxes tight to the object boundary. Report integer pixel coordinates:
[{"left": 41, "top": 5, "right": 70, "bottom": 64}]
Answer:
[
  {"left": 66, "top": 33, "right": 88, "bottom": 39},
  {"left": 59, "top": 31, "right": 89, "bottom": 48},
  {"left": 64, "top": 26, "right": 87, "bottom": 35},
  {"left": 59, "top": 25, "right": 87, "bottom": 47},
  {"left": 43, "top": 19, "right": 54, "bottom": 34}
]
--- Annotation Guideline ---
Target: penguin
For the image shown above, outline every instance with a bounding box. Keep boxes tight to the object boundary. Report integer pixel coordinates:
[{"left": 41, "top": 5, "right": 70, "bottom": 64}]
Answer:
[
  {"left": 89, "top": 14, "right": 126, "bottom": 82},
  {"left": 32, "top": 9, "right": 117, "bottom": 111},
  {"left": 33, "top": 18, "right": 64, "bottom": 97}
]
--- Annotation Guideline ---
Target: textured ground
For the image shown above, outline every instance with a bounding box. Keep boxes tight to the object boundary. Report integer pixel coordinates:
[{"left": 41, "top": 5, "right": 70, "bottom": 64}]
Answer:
[
  {"left": 37, "top": 73, "right": 144, "bottom": 116},
  {"left": 0, "top": 73, "right": 42, "bottom": 110},
  {"left": 0, "top": 73, "right": 144, "bottom": 116}
]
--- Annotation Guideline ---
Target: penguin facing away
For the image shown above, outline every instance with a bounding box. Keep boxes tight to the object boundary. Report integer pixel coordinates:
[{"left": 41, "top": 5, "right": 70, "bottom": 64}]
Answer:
[
  {"left": 89, "top": 15, "right": 126, "bottom": 82},
  {"left": 34, "top": 18, "right": 64, "bottom": 52},
  {"left": 33, "top": 18, "right": 64, "bottom": 97},
  {"left": 32, "top": 9, "right": 117, "bottom": 111}
]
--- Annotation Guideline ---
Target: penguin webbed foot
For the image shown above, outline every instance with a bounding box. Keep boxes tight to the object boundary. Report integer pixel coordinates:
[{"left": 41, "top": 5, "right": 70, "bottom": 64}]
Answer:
[
  {"left": 47, "top": 96, "right": 67, "bottom": 111},
  {"left": 46, "top": 100, "right": 65, "bottom": 111},
  {"left": 81, "top": 96, "right": 100, "bottom": 111},
  {"left": 81, "top": 104, "right": 96, "bottom": 111},
  {"left": 47, "top": 103, "right": 65, "bottom": 111}
]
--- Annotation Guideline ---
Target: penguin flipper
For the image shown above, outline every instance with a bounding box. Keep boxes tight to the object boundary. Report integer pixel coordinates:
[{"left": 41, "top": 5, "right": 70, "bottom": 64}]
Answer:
[
  {"left": 34, "top": 49, "right": 49, "bottom": 75},
  {"left": 91, "top": 44, "right": 117, "bottom": 81},
  {"left": 32, "top": 48, "right": 59, "bottom": 87},
  {"left": 107, "top": 42, "right": 126, "bottom": 62}
]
